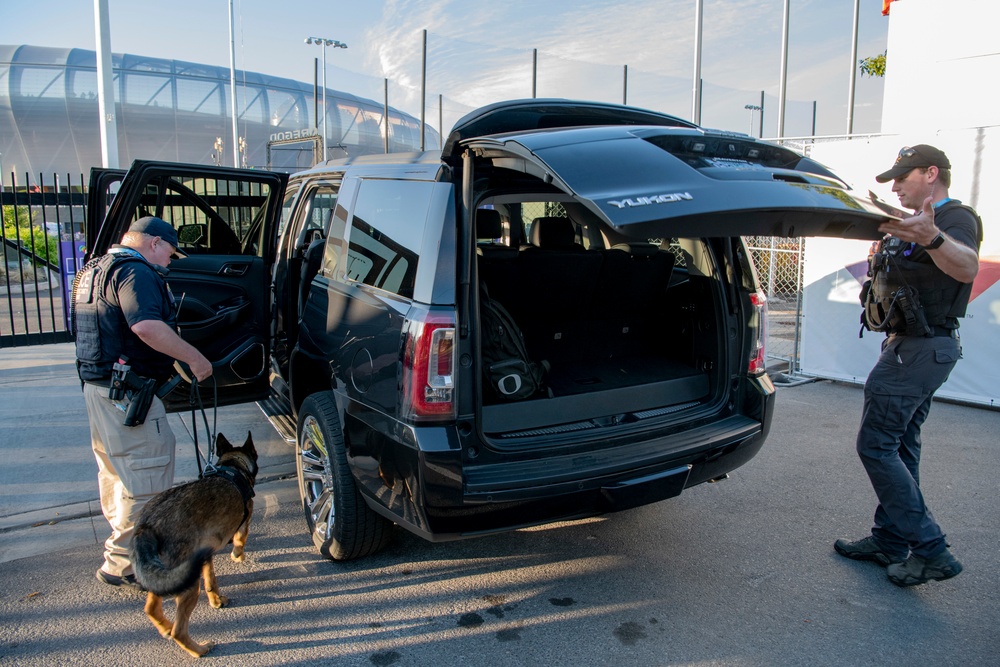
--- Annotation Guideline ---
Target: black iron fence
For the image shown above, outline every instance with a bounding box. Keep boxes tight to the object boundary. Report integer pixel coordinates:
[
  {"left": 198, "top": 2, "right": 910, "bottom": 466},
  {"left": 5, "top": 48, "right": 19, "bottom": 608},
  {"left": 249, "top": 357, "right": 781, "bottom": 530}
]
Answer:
[
  {"left": 2, "top": 171, "right": 810, "bottom": 365},
  {"left": 1, "top": 172, "right": 89, "bottom": 347}
]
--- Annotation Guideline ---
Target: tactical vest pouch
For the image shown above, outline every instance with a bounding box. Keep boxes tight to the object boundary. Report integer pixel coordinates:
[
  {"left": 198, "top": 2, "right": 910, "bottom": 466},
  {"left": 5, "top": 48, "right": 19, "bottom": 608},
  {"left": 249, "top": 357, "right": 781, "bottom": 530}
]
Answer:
[
  {"left": 862, "top": 284, "right": 931, "bottom": 336},
  {"left": 893, "top": 286, "right": 932, "bottom": 336}
]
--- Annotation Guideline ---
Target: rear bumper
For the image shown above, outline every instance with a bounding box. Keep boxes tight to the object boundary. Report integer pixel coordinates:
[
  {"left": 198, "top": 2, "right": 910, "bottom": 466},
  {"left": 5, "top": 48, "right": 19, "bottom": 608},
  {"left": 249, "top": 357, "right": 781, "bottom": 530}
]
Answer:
[{"left": 345, "top": 395, "right": 774, "bottom": 541}]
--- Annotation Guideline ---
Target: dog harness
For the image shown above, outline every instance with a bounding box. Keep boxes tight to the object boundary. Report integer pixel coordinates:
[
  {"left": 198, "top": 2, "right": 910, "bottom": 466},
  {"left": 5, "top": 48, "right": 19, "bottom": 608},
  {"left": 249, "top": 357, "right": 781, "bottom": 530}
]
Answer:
[{"left": 203, "top": 465, "right": 255, "bottom": 527}]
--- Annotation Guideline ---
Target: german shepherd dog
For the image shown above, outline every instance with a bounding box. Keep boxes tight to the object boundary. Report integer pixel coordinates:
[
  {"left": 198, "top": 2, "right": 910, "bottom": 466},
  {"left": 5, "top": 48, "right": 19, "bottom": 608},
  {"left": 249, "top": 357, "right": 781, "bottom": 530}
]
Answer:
[{"left": 130, "top": 432, "right": 258, "bottom": 658}]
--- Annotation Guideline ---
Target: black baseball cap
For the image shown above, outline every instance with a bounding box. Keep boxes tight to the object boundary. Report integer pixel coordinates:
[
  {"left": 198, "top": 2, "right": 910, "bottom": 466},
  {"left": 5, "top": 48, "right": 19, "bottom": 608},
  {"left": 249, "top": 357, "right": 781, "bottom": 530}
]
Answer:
[
  {"left": 129, "top": 216, "right": 186, "bottom": 258},
  {"left": 875, "top": 144, "right": 951, "bottom": 183}
]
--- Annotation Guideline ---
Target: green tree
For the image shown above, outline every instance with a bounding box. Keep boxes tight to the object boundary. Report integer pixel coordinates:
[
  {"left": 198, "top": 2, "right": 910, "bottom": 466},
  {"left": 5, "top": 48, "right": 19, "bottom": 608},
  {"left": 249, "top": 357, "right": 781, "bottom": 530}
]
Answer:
[
  {"left": 860, "top": 51, "right": 886, "bottom": 78},
  {"left": 2, "top": 204, "right": 60, "bottom": 272}
]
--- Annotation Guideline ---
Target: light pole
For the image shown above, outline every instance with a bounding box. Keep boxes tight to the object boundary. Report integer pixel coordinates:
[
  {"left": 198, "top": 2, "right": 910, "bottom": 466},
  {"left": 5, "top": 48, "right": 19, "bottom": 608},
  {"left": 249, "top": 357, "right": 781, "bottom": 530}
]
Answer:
[
  {"left": 744, "top": 104, "right": 762, "bottom": 137},
  {"left": 304, "top": 37, "right": 347, "bottom": 163}
]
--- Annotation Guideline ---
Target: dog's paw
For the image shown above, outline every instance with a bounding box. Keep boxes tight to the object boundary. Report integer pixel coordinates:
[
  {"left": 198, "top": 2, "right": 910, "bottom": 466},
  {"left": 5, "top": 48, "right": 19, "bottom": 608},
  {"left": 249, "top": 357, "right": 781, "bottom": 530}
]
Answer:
[
  {"left": 230, "top": 550, "right": 245, "bottom": 563},
  {"left": 178, "top": 639, "right": 215, "bottom": 658},
  {"left": 208, "top": 593, "right": 230, "bottom": 609}
]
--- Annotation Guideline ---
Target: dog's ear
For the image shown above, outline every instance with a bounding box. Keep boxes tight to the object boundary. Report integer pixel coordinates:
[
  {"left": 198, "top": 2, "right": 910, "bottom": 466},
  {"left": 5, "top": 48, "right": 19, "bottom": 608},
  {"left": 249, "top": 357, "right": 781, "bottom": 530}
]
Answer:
[
  {"left": 242, "top": 430, "right": 256, "bottom": 457},
  {"left": 215, "top": 432, "right": 232, "bottom": 454}
]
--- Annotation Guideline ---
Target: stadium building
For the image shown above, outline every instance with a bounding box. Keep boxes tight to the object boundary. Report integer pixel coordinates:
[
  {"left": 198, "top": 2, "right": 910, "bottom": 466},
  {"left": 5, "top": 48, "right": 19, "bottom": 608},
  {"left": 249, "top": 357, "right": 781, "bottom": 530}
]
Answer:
[{"left": 0, "top": 44, "right": 437, "bottom": 180}]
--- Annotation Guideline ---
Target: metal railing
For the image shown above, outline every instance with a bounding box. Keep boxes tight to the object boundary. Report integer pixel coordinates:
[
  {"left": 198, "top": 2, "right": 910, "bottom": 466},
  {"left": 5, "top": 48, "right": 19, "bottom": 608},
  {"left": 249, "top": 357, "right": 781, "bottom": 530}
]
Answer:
[{"left": 1, "top": 173, "right": 89, "bottom": 347}]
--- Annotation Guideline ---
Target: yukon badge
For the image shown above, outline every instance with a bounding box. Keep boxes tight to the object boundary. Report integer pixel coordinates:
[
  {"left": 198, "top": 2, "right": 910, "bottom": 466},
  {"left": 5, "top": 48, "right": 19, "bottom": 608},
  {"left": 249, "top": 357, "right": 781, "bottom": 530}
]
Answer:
[{"left": 607, "top": 192, "right": 693, "bottom": 209}]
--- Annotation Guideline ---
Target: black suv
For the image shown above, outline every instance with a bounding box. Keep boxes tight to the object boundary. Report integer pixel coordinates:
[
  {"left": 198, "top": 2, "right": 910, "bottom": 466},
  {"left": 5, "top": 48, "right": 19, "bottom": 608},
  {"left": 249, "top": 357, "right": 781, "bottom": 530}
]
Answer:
[{"left": 89, "top": 100, "right": 888, "bottom": 560}]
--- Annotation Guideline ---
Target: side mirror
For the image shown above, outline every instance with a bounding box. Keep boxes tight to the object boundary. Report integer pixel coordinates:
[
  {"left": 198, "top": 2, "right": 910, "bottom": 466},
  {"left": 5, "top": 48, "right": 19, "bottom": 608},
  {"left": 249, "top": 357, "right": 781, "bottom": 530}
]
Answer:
[{"left": 177, "top": 223, "right": 207, "bottom": 246}]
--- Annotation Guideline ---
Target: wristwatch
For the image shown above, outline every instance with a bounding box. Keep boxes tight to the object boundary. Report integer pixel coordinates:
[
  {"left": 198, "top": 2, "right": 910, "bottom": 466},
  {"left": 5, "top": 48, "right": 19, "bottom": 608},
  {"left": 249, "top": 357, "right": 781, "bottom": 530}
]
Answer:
[{"left": 926, "top": 232, "right": 945, "bottom": 250}]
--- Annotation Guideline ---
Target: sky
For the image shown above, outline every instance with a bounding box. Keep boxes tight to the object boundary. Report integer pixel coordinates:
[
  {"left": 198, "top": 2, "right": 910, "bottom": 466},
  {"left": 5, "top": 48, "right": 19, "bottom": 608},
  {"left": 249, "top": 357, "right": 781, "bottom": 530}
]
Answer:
[{"left": 1, "top": 0, "right": 890, "bottom": 139}]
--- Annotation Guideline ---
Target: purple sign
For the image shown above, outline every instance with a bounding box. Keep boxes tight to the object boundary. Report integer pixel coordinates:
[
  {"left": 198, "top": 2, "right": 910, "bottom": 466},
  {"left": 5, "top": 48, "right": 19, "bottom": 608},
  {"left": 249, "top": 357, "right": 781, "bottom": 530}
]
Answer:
[{"left": 59, "top": 239, "right": 87, "bottom": 328}]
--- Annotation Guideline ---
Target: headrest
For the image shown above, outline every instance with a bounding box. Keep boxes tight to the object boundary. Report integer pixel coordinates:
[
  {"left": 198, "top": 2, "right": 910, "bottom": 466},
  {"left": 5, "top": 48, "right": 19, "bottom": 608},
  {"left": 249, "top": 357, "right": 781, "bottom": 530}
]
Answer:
[
  {"left": 612, "top": 242, "right": 658, "bottom": 256},
  {"left": 529, "top": 217, "right": 577, "bottom": 249},
  {"left": 476, "top": 209, "right": 503, "bottom": 241}
]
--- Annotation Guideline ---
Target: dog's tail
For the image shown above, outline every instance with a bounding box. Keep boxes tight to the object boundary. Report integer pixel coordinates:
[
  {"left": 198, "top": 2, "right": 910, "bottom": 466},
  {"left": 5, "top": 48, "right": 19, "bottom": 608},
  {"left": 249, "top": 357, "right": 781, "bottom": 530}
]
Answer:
[{"left": 131, "top": 529, "right": 213, "bottom": 596}]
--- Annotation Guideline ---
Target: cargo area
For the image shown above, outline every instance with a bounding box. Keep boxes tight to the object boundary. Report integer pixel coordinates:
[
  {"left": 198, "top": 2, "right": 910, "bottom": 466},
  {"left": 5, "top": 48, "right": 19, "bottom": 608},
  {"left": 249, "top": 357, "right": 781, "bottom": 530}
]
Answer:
[{"left": 474, "top": 204, "right": 727, "bottom": 438}]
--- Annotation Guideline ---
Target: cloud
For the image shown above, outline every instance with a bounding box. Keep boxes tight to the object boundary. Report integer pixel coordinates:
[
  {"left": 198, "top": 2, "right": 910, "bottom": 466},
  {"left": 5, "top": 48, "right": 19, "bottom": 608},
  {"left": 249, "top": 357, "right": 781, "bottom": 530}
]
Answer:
[{"left": 359, "top": 0, "right": 885, "bottom": 135}]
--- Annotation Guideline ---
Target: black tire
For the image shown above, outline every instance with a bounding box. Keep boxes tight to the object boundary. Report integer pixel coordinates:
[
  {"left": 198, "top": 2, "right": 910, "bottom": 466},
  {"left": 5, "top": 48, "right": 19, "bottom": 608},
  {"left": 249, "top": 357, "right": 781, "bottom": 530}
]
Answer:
[{"left": 296, "top": 392, "right": 392, "bottom": 560}]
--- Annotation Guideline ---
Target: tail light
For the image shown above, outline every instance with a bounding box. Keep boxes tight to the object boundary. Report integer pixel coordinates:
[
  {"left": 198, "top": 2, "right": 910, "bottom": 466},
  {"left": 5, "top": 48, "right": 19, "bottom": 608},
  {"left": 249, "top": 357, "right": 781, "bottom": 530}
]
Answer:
[
  {"left": 748, "top": 290, "right": 768, "bottom": 375},
  {"left": 401, "top": 311, "right": 457, "bottom": 422}
]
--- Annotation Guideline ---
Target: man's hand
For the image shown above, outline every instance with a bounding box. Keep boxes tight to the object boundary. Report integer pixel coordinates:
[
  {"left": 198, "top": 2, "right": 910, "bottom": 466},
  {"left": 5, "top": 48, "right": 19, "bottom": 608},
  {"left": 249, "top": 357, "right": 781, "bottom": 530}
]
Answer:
[
  {"left": 877, "top": 196, "right": 938, "bottom": 245},
  {"left": 188, "top": 355, "right": 213, "bottom": 382}
]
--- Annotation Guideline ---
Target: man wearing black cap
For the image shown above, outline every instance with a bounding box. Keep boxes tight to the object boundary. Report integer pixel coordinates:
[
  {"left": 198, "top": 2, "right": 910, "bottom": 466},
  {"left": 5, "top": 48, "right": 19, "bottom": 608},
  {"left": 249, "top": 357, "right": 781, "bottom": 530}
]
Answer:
[
  {"left": 74, "top": 216, "right": 213, "bottom": 591},
  {"left": 835, "top": 145, "right": 982, "bottom": 586}
]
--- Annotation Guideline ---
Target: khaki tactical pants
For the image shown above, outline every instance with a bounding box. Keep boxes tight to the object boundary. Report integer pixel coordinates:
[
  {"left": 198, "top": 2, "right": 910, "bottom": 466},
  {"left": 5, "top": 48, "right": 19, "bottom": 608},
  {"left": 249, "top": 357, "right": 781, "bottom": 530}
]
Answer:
[{"left": 84, "top": 382, "right": 175, "bottom": 578}]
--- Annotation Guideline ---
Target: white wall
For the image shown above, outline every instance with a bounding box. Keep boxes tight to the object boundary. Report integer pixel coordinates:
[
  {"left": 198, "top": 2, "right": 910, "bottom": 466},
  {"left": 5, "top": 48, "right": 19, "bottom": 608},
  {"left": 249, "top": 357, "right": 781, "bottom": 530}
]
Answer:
[
  {"left": 790, "top": 0, "right": 1000, "bottom": 406},
  {"left": 881, "top": 0, "right": 1000, "bottom": 136}
]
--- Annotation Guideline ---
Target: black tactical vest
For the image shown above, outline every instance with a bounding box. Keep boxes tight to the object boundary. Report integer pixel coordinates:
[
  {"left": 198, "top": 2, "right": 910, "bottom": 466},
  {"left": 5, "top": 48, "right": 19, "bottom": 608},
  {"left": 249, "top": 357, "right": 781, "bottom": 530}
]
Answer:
[
  {"left": 861, "top": 203, "right": 979, "bottom": 335},
  {"left": 73, "top": 249, "right": 175, "bottom": 382}
]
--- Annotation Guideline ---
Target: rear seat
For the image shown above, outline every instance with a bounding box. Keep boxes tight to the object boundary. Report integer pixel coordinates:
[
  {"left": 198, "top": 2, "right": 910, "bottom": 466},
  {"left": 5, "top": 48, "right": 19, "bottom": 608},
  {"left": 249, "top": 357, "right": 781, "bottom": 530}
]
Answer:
[
  {"left": 611, "top": 242, "right": 675, "bottom": 306},
  {"left": 477, "top": 215, "right": 675, "bottom": 375},
  {"left": 597, "top": 242, "right": 675, "bottom": 355},
  {"left": 475, "top": 209, "right": 509, "bottom": 256},
  {"left": 475, "top": 209, "right": 520, "bottom": 306},
  {"left": 513, "top": 217, "right": 601, "bottom": 359}
]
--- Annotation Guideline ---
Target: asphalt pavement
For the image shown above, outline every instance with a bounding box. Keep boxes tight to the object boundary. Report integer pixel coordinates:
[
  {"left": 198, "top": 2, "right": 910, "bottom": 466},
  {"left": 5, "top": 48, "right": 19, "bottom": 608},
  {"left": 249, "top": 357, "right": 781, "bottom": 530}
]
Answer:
[{"left": 0, "top": 343, "right": 997, "bottom": 666}]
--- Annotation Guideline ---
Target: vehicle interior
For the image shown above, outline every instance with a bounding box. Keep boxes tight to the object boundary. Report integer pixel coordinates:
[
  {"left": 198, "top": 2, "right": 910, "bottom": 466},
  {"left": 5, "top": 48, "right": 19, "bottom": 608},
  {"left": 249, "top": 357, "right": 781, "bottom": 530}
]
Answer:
[{"left": 474, "top": 192, "right": 732, "bottom": 438}]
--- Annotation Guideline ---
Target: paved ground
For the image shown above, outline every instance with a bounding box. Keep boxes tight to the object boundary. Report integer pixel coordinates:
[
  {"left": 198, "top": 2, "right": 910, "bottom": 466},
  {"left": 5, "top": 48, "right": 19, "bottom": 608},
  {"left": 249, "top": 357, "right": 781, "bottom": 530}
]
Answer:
[
  {"left": 0, "top": 343, "right": 295, "bottom": 564},
  {"left": 0, "top": 343, "right": 997, "bottom": 666}
]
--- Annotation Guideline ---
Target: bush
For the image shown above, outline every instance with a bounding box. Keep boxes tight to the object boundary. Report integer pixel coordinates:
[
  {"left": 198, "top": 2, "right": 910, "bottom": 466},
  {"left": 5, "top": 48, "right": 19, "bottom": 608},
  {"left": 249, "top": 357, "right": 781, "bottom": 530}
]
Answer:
[{"left": 2, "top": 204, "right": 60, "bottom": 269}]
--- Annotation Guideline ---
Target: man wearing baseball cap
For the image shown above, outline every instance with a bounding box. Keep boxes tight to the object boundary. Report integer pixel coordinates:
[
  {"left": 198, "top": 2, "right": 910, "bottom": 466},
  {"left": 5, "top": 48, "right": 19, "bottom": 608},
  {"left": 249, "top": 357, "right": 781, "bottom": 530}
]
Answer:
[
  {"left": 126, "top": 215, "right": 187, "bottom": 259},
  {"left": 74, "top": 215, "right": 211, "bottom": 591},
  {"left": 836, "top": 145, "right": 982, "bottom": 586}
]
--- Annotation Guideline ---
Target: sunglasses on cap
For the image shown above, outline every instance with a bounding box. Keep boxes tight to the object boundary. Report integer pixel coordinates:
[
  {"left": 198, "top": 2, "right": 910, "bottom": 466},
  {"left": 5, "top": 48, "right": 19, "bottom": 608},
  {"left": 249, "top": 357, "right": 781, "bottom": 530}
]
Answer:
[{"left": 895, "top": 146, "right": 921, "bottom": 163}]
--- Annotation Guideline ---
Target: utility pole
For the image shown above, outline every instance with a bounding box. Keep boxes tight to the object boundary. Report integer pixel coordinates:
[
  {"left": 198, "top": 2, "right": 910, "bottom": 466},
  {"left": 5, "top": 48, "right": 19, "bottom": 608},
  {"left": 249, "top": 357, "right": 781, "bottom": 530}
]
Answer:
[
  {"left": 93, "top": 0, "right": 119, "bottom": 168},
  {"left": 846, "top": 0, "right": 860, "bottom": 136},
  {"left": 420, "top": 30, "right": 427, "bottom": 151},
  {"left": 777, "top": 0, "right": 790, "bottom": 138},
  {"left": 228, "top": 0, "right": 239, "bottom": 167},
  {"left": 692, "top": 0, "right": 703, "bottom": 124}
]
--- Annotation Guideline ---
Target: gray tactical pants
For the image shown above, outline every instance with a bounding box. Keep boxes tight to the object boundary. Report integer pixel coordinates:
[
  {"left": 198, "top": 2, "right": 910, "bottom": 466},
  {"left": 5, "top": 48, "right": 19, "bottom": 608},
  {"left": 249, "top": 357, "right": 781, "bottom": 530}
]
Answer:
[{"left": 84, "top": 382, "right": 175, "bottom": 578}]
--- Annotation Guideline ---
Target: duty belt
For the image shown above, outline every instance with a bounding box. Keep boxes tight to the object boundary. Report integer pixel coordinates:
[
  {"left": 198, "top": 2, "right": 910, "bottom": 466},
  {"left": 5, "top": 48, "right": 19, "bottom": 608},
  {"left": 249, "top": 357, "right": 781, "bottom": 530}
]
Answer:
[
  {"left": 895, "top": 326, "right": 958, "bottom": 338},
  {"left": 925, "top": 326, "right": 958, "bottom": 338}
]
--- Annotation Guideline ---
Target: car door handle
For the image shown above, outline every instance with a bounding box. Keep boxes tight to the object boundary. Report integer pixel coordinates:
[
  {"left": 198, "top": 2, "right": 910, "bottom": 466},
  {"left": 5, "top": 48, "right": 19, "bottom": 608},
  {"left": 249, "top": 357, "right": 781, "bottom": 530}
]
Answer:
[{"left": 220, "top": 263, "right": 249, "bottom": 277}]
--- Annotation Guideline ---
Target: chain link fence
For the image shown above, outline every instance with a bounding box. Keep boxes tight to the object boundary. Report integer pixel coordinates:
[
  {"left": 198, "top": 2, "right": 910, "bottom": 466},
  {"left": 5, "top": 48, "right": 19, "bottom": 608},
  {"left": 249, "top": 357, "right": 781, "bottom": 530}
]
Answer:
[
  {"left": 745, "top": 237, "right": 804, "bottom": 374},
  {"left": 514, "top": 208, "right": 808, "bottom": 375}
]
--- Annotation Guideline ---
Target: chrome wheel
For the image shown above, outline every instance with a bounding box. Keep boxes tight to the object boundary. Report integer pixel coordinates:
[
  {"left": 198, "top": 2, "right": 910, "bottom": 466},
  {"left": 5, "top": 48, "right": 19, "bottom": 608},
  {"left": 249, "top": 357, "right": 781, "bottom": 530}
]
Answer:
[
  {"left": 298, "top": 413, "right": 334, "bottom": 542},
  {"left": 295, "top": 392, "right": 392, "bottom": 560}
]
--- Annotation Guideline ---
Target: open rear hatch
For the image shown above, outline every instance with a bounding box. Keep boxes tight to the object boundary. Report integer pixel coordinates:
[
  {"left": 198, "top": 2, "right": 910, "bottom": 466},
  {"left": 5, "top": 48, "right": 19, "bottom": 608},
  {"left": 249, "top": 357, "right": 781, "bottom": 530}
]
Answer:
[{"left": 453, "top": 101, "right": 893, "bottom": 440}]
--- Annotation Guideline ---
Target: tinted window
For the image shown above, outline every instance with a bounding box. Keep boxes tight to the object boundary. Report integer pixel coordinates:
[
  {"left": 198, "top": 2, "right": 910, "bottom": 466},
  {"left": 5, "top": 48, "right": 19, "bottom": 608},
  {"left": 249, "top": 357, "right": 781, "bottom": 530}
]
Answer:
[
  {"left": 344, "top": 179, "right": 433, "bottom": 298},
  {"left": 277, "top": 182, "right": 301, "bottom": 238},
  {"left": 323, "top": 203, "right": 349, "bottom": 278},
  {"left": 124, "top": 173, "right": 273, "bottom": 256},
  {"left": 287, "top": 182, "right": 344, "bottom": 278},
  {"left": 301, "top": 188, "right": 339, "bottom": 239}
]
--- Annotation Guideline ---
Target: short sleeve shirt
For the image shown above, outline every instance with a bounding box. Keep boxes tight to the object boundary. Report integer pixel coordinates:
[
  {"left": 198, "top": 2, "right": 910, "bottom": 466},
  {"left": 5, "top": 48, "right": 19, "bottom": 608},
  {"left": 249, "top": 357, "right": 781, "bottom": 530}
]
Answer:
[
  {"left": 108, "top": 259, "right": 177, "bottom": 379},
  {"left": 111, "top": 262, "right": 175, "bottom": 329},
  {"left": 935, "top": 200, "right": 981, "bottom": 253}
]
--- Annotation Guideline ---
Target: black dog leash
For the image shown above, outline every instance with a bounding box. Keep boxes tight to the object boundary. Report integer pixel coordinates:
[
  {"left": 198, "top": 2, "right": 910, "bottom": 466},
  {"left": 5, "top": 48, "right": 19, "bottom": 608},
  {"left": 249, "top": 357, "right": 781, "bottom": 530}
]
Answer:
[{"left": 188, "top": 376, "right": 219, "bottom": 478}]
